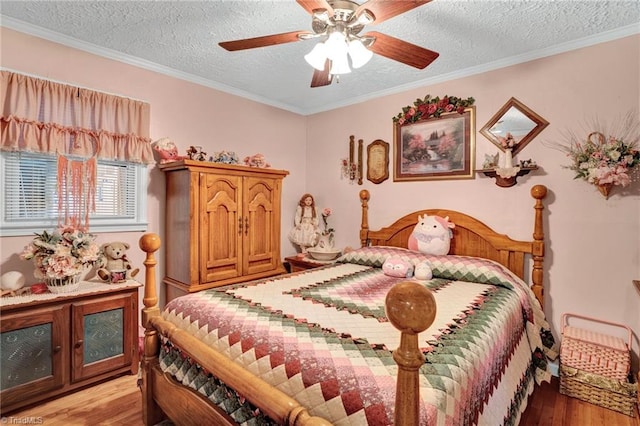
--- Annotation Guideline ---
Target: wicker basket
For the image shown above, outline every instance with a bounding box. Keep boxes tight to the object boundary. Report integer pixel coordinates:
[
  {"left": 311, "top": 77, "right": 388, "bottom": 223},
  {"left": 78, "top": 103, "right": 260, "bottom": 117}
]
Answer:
[
  {"left": 560, "top": 313, "right": 631, "bottom": 380},
  {"left": 560, "top": 365, "right": 637, "bottom": 417},
  {"left": 45, "top": 273, "right": 81, "bottom": 294}
]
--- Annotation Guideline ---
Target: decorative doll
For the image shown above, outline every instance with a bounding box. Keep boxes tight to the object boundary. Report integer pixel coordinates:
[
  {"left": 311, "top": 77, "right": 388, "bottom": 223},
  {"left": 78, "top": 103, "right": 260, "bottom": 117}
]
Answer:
[{"left": 287, "top": 193, "right": 320, "bottom": 254}]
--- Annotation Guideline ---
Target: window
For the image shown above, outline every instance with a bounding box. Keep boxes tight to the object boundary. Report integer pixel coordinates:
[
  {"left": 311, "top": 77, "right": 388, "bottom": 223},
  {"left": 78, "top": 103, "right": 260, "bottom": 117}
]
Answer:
[
  {"left": 1, "top": 151, "right": 148, "bottom": 236},
  {"left": 1, "top": 71, "right": 154, "bottom": 236}
]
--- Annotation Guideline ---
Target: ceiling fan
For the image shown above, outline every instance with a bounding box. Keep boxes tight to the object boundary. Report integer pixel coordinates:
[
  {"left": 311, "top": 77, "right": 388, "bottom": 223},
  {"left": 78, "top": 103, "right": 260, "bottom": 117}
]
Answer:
[{"left": 218, "top": 0, "right": 439, "bottom": 87}]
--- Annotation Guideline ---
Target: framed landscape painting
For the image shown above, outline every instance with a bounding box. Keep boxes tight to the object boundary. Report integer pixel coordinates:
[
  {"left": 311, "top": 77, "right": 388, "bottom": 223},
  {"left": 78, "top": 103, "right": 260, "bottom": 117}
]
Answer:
[{"left": 393, "top": 107, "right": 476, "bottom": 181}]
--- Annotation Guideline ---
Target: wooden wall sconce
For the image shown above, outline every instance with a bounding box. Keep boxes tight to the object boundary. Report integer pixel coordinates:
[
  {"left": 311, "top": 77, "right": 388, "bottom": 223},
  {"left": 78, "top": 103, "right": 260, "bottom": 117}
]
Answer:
[{"left": 342, "top": 135, "right": 363, "bottom": 185}]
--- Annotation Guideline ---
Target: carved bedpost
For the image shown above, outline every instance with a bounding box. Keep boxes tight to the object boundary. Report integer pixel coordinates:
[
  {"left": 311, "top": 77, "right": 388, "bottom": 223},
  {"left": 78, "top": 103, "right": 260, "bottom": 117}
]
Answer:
[
  {"left": 530, "top": 185, "right": 547, "bottom": 309},
  {"left": 138, "top": 233, "right": 163, "bottom": 426},
  {"left": 359, "top": 189, "right": 370, "bottom": 247},
  {"left": 386, "top": 281, "right": 437, "bottom": 426}
]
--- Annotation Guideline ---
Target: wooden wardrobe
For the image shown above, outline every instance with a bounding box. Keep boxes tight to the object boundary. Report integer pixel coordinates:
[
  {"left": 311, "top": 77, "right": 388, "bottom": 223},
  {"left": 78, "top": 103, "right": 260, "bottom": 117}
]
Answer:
[{"left": 160, "top": 160, "right": 289, "bottom": 302}]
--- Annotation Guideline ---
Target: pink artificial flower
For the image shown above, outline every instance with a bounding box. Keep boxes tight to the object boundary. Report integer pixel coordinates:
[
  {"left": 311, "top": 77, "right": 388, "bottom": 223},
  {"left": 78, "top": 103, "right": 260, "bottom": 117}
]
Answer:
[{"left": 498, "top": 133, "right": 517, "bottom": 149}]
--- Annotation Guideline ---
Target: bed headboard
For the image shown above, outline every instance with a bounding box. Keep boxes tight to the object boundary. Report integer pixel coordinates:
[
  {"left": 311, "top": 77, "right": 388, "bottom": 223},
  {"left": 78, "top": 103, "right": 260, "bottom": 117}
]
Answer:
[{"left": 359, "top": 185, "right": 548, "bottom": 307}]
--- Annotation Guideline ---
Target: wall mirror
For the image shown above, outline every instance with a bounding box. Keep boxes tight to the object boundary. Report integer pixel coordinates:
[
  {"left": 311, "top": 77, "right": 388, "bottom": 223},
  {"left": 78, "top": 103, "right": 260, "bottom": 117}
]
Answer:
[{"left": 480, "top": 97, "right": 549, "bottom": 156}]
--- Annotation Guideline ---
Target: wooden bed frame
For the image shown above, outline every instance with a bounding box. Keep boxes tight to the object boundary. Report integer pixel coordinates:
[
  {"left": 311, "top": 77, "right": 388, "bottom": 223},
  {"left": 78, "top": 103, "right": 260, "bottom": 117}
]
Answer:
[{"left": 138, "top": 184, "right": 548, "bottom": 425}]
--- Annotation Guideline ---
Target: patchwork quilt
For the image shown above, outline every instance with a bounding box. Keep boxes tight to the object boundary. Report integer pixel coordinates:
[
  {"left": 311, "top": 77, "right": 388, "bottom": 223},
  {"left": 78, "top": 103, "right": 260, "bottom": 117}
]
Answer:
[{"left": 159, "top": 247, "right": 557, "bottom": 426}]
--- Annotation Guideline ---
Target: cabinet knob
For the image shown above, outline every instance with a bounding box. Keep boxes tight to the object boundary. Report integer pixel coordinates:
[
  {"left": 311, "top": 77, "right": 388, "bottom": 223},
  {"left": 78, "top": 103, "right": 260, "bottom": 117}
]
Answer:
[
  {"left": 244, "top": 217, "right": 249, "bottom": 235},
  {"left": 75, "top": 340, "right": 84, "bottom": 349},
  {"left": 238, "top": 217, "right": 243, "bottom": 235},
  {"left": 53, "top": 345, "right": 62, "bottom": 353}
]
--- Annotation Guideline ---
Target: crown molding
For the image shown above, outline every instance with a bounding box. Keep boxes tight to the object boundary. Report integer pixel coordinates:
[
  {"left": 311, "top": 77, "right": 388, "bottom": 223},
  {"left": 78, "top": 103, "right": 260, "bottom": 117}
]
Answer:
[{"left": 2, "top": 15, "right": 638, "bottom": 116}]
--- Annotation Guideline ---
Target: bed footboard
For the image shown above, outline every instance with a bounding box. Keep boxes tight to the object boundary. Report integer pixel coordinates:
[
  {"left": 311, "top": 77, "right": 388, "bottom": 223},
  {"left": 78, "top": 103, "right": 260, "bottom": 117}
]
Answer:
[
  {"left": 138, "top": 234, "right": 332, "bottom": 425},
  {"left": 138, "top": 234, "right": 437, "bottom": 425}
]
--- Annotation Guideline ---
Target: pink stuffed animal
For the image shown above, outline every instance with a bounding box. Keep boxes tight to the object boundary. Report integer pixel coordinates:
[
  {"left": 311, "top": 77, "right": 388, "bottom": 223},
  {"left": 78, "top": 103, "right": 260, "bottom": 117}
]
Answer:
[
  {"left": 153, "top": 138, "right": 186, "bottom": 164},
  {"left": 408, "top": 214, "right": 455, "bottom": 255},
  {"left": 382, "top": 257, "right": 414, "bottom": 278},
  {"left": 243, "top": 153, "right": 271, "bottom": 168}
]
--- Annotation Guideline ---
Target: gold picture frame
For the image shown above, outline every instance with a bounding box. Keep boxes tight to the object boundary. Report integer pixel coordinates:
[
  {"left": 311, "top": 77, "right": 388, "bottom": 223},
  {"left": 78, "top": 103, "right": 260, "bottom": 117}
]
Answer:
[
  {"left": 366, "top": 139, "right": 389, "bottom": 184},
  {"left": 394, "top": 107, "right": 476, "bottom": 181}
]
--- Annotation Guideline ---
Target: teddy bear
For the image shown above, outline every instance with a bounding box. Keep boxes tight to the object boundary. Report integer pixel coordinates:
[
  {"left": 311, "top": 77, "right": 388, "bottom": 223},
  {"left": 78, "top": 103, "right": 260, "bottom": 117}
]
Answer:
[{"left": 97, "top": 242, "right": 139, "bottom": 282}]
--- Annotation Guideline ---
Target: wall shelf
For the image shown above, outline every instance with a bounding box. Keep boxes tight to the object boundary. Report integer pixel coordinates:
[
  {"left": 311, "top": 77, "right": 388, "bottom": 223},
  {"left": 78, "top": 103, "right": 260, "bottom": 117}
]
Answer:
[{"left": 476, "top": 166, "right": 538, "bottom": 188}]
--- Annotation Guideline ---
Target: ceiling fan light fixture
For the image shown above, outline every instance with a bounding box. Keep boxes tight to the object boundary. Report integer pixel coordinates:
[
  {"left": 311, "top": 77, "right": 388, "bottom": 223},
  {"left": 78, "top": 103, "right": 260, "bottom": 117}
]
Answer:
[
  {"left": 348, "top": 38, "right": 373, "bottom": 69},
  {"left": 351, "top": 10, "right": 375, "bottom": 27},
  {"left": 304, "top": 42, "right": 328, "bottom": 71},
  {"left": 324, "top": 31, "right": 349, "bottom": 60},
  {"left": 312, "top": 9, "right": 331, "bottom": 23},
  {"left": 329, "top": 54, "right": 351, "bottom": 75}
]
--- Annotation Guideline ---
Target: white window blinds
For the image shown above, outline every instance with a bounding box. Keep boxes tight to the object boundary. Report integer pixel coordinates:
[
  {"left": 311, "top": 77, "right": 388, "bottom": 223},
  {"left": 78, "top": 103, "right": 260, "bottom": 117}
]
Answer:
[{"left": 1, "top": 151, "right": 148, "bottom": 236}]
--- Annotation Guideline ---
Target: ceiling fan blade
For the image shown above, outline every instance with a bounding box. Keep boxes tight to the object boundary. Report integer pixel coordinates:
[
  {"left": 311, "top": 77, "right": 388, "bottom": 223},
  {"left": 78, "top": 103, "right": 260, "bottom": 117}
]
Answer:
[
  {"left": 365, "top": 31, "right": 439, "bottom": 69},
  {"left": 310, "top": 60, "right": 332, "bottom": 87},
  {"left": 356, "top": 0, "right": 432, "bottom": 25},
  {"left": 219, "top": 31, "right": 311, "bottom": 51},
  {"left": 297, "top": 0, "right": 334, "bottom": 16}
]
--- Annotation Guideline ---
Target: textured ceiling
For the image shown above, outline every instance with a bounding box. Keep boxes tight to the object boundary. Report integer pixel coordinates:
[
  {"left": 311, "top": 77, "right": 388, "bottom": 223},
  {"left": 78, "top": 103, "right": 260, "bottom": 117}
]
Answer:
[{"left": 1, "top": 1, "right": 639, "bottom": 115}]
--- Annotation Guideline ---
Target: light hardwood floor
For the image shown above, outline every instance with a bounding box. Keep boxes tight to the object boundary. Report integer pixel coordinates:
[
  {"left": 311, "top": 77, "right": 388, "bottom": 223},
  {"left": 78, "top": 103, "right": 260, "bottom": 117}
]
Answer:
[{"left": 6, "top": 374, "right": 640, "bottom": 425}]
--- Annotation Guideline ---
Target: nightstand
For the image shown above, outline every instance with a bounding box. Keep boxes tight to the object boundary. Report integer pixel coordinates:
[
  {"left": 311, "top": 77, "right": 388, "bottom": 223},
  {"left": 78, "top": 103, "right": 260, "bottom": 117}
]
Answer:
[
  {"left": 285, "top": 255, "right": 336, "bottom": 272},
  {"left": 0, "top": 280, "right": 141, "bottom": 414}
]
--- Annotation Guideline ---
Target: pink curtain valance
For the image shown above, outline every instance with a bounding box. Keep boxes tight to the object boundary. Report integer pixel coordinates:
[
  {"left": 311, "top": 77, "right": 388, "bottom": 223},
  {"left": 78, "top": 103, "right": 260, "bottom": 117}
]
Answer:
[{"left": 0, "top": 70, "right": 154, "bottom": 164}]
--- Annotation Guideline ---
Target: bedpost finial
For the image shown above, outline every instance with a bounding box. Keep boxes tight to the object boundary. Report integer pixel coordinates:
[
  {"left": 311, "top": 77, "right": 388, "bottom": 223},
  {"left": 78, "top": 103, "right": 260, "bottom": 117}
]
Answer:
[
  {"left": 386, "top": 281, "right": 436, "bottom": 334},
  {"left": 359, "top": 189, "right": 370, "bottom": 202},
  {"left": 139, "top": 233, "right": 161, "bottom": 253},
  {"left": 531, "top": 185, "right": 547, "bottom": 200}
]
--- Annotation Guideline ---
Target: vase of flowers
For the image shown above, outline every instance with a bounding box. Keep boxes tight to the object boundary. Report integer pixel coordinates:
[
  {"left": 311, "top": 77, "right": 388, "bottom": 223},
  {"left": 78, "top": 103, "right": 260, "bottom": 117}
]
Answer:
[
  {"left": 498, "top": 132, "right": 517, "bottom": 168},
  {"left": 21, "top": 225, "right": 100, "bottom": 293},
  {"left": 316, "top": 208, "right": 335, "bottom": 251}
]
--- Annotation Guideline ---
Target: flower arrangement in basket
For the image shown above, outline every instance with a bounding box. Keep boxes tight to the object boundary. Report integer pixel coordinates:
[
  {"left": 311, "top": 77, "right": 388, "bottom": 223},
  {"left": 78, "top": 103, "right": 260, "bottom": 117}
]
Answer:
[
  {"left": 21, "top": 225, "right": 100, "bottom": 293},
  {"left": 551, "top": 113, "right": 640, "bottom": 199}
]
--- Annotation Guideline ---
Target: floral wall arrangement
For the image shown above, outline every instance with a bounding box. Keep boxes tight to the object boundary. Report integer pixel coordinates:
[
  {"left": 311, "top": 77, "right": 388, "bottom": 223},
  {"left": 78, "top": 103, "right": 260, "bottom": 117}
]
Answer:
[
  {"left": 549, "top": 112, "right": 640, "bottom": 199},
  {"left": 392, "top": 95, "right": 475, "bottom": 125}
]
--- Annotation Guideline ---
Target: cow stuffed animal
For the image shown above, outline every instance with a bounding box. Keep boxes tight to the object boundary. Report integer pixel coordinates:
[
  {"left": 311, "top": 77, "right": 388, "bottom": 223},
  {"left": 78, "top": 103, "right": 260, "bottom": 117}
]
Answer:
[
  {"left": 408, "top": 214, "right": 455, "bottom": 255},
  {"left": 97, "top": 242, "right": 139, "bottom": 282}
]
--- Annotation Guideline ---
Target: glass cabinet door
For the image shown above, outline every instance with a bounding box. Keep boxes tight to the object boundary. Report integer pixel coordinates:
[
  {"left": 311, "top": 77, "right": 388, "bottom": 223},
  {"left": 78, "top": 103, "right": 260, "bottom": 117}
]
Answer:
[
  {"left": 0, "top": 306, "right": 66, "bottom": 406},
  {"left": 71, "top": 293, "right": 135, "bottom": 382}
]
